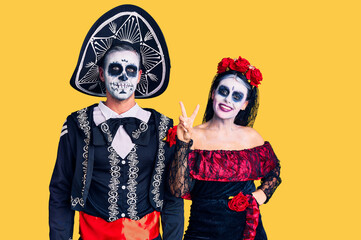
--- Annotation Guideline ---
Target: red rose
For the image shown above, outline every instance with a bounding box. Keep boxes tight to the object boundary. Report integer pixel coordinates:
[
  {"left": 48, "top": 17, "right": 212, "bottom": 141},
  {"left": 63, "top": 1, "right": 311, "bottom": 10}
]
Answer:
[
  {"left": 217, "top": 58, "right": 233, "bottom": 73},
  {"left": 165, "top": 125, "right": 177, "bottom": 147},
  {"left": 228, "top": 192, "right": 249, "bottom": 212},
  {"left": 246, "top": 68, "right": 263, "bottom": 87},
  {"left": 229, "top": 192, "right": 260, "bottom": 240},
  {"left": 230, "top": 56, "right": 250, "bottom": 73}
]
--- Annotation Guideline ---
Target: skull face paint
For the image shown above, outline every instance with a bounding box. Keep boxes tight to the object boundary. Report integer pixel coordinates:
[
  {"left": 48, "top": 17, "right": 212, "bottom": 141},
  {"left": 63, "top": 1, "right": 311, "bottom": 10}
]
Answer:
[
  {"left": 213, "top": 76, "right": 249, "bottom": 120},
  {"left": 102, "top": 50, "right": 141, "bottom": 100}
]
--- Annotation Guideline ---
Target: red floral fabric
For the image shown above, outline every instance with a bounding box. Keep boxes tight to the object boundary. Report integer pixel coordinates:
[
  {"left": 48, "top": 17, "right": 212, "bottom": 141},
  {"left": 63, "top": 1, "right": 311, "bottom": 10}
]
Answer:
[
  {"left": 230, "top": 57, "right": 250, "bottom": 73},
  {"left": 165, "top": 125, "right": 177, "bottom": 147},
  {"left": 245, "top": 68, "right": 263, "bottom": 87},
  {"left": 79, "top": 211, "right": 160, "bottom": 240},
  {"left": 181, "top": 192, "right": 192, "bottom": 200},
  {"left": 188, "top": 141, "right": 278, "bottom": 182},
  {"left": 228, "top": 192, "right": 260, "bottom": 240},
  {"left": 216, "top": 56, "right": 262, "bottom": 87},
  {"left": 228, "top": 192, "right": 249, "bottom": 212},
  {"left": 217, "top": 57, "right": 234, "bottom": 73}
]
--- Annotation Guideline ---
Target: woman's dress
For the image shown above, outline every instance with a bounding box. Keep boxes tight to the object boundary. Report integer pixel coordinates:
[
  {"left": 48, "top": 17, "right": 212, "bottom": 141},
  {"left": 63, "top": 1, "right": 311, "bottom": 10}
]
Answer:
[{"left": 169, "top": 140, "right": 281, "bottom": 240}]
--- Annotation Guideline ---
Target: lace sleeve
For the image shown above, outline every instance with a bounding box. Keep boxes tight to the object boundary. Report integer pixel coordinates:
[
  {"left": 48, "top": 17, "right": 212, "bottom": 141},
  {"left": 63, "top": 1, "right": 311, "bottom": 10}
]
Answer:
[
  {"left": 257, "top": 158, "right": 281, "bottom": 203},
  {"left": 168, "top": 138, "right": 194, "bottom": 198}
]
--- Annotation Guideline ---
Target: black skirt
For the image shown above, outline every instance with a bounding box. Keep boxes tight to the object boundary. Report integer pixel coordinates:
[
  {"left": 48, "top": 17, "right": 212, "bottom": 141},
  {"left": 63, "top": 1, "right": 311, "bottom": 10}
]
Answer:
[{"left": 184, "top": 181, "right": 267, "bottom": 240}]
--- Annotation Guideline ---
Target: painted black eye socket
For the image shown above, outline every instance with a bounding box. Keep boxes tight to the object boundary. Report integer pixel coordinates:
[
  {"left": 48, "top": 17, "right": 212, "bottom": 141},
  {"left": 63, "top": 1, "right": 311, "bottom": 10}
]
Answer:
[
  {"left": 217, "top": 85, "right": 229, "bottom": 97},
  {"left": 232, "top": 92, "right": 244, "bottom": 102},
  {"left": 126, "top": 65, "right": 138, "bottom": 77},
  {"left": 108, "top": 63, "right": 123, "bottom": 76}
]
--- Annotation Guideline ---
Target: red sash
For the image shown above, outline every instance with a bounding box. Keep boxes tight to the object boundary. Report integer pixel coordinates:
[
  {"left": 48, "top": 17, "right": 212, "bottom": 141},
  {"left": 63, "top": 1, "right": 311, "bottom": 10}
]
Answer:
[{"left": 79, "top": 211, "right": 160, "bottom": 240}]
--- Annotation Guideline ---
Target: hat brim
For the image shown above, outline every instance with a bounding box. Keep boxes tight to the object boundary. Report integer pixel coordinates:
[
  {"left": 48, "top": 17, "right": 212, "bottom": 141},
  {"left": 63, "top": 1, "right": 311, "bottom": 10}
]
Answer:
[{"left": 70, "top": 4, "right": 170, "bottom": 99}]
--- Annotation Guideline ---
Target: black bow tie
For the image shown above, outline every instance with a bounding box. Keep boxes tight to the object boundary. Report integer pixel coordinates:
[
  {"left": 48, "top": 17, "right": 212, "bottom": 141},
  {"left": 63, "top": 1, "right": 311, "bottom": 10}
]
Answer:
[{"left": 92, "top": 117, "right": 150, "bottom": 146}]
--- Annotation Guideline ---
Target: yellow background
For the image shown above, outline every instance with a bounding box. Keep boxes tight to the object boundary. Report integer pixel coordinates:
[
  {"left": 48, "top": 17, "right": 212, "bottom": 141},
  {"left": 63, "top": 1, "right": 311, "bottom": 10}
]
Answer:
[{"left": 1, "top": 0, "right": 360, "bottom": 239}]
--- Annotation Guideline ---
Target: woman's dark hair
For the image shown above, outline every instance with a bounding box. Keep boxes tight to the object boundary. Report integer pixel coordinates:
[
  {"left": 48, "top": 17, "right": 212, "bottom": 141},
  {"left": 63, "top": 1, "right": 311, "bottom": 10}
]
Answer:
[{"left": 202, "top": 70, "right": 259, "bottom": 127}]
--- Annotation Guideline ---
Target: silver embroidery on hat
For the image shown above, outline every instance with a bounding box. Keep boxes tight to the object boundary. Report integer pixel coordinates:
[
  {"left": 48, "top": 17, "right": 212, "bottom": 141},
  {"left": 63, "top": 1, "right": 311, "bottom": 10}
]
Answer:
[{"left": 75, "top": 12, "right": 166, "bottom": 98}]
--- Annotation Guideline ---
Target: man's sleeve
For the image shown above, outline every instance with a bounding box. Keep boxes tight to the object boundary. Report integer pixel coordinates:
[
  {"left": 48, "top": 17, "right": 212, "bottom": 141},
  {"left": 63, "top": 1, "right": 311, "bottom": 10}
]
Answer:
[
  {"left": 49, "top": 117, "right": 76, "bottom": 240},
  {"left": 161, "top": 186, "right": 184, "bottom": 240},
  {"left": 161, "top": 140, "right": 184, "bottom": 240}
]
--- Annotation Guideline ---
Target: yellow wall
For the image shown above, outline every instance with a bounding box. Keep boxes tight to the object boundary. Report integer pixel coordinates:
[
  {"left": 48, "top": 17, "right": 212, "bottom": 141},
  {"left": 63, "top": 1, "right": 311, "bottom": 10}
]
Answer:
[{"left": 1, "top": 0, "right": 360, "bottom": 239}]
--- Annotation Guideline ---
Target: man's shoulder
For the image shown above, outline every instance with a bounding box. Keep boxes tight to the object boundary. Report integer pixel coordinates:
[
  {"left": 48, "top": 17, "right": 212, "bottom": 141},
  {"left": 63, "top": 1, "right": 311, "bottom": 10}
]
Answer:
[
  {"left": 68, "top": 103, "right": 98, "bottom": 118},
  {"left": 63, "top": 103, "right": 98, "bottom": 128},
  {"left": 142, "top": 108, "right": 173, "bottom": 132},
  {"left": 143, "top": 108, "right": 172, "bottom": 121}
]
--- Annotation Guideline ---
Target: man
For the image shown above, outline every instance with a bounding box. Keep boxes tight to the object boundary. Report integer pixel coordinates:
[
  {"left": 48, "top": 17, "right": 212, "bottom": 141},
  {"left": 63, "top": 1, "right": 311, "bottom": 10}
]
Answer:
[{"left": 49, "top": 5, "right": 183, "bottom": 240}]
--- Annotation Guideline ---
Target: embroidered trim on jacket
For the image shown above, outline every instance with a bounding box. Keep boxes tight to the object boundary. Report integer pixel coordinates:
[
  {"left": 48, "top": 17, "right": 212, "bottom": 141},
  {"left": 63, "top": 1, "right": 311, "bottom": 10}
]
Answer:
[
  {"left": 72, "top": 107, "right": 91, "bottom": 207},
  {"left": 60, "top": 120, "right": 68, "bottom": 138},
  {"left": 107, "top": 146, "right": 121, "bottom": 222},
  {"left": 132, "top": 121, "right": 148, "bottom": 139},
  {"left": 71, "top": 196, "right": 84, "bottom": 208},
  {"left": 100, "top": 122, "right": 113, "bottom": 143},
  {"left": 151, "top": 114, "right": 169, "bottom": 209},
  {"left": 127, "top": 146, "right": 140, "bottom": 220}
]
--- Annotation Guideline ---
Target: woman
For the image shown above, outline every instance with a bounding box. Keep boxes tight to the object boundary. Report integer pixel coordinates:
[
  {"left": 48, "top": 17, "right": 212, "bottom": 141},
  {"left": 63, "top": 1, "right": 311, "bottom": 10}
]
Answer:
[{"left": 168, "top": 57, "right": 281, "bottom": 240}]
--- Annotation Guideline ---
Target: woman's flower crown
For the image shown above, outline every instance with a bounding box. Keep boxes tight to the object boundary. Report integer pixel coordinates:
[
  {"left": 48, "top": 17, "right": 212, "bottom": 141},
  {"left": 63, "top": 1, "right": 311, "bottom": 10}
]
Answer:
[{"left": 217, "top": 56, "right": 263, "bottom": 87}]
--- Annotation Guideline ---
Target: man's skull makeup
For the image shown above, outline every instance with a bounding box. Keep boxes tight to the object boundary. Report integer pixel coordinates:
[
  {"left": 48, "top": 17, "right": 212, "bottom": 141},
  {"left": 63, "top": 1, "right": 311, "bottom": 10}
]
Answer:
[
  {"left": 102, "top": 49, "right": 141, "bottom": 100},
  {"left": 213, "top": 76, "right": 249, "bottom": 120}
]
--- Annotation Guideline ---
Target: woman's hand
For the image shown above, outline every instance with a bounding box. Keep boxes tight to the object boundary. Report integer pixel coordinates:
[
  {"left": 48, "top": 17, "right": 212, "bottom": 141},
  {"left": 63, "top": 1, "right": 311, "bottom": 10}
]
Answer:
[
  {"left": 252, "top": 189, "right": 267, "bottom": 206},
  {"left": 177, "top": 102, "right": 200, "bottom": 143}
]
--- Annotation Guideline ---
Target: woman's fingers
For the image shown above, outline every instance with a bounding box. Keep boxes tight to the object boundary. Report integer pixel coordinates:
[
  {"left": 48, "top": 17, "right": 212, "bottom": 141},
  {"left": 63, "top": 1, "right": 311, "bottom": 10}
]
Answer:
[
  {"left": 180, "top": 102, "right": 200, "bottom": 122},
  {"left": 179, "top": 116, "right": 189, "bottom": 133},
  {"left": 178, "top": 123, "right": 188, "bottom": 134},
  {"left": 179, "top": 101, "right": 188, "bottom": 118},
  {"left": 179, "top": 115, "right": 187, "bottom": 125},
  {"left": 190, "top": 104, "right": 200, "bottom": 121},
  {"left": 179, "top": 102, "right": 200, "bottom": 137}
]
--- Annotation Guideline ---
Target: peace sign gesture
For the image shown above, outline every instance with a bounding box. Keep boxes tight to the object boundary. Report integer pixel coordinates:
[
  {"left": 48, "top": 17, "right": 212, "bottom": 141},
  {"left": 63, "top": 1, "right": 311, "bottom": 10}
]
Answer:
[{"left": 177, "top": 101, "right": 200, "bottom": 143}]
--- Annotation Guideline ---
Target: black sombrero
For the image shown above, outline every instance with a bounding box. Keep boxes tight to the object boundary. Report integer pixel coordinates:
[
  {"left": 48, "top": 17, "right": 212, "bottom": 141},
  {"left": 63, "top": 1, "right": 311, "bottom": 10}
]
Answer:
[{"left": 70, "top": 5, "right": 170, "bottom": 99}]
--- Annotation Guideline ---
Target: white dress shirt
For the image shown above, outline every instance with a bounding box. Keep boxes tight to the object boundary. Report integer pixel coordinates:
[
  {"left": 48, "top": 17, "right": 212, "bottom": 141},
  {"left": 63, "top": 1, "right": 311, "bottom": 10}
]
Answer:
[{"left": 93, "top": 101, "right": 151, "bottom": 159}]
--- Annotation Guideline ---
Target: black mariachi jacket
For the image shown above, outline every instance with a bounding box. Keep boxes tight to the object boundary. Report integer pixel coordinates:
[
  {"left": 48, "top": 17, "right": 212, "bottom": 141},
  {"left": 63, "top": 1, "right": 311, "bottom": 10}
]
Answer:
[{"left": 49, "top": 104, "right": 184, "bottom": 240}]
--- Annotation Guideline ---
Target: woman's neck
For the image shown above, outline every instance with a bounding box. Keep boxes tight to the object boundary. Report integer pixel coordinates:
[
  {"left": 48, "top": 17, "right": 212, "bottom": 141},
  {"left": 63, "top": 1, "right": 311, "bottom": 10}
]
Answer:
[{"left": 206, "top": 116, "right": 238, "bottom": 132}]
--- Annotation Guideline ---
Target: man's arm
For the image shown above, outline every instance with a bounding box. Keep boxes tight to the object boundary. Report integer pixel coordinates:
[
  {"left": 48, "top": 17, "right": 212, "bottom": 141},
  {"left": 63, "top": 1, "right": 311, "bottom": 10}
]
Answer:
[
  {"left": 161, "top": 187, "right": 184, "bottom": 240},
  {"left": 49, "top": 118, "right": 76, "bottom": 240},
  {"left": 161, "top": 139, "right": 184, "bottom": 240}
]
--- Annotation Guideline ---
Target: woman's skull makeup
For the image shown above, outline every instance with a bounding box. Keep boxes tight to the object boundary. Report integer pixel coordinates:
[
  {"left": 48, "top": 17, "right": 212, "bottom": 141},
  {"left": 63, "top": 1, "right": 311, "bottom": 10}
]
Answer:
[
  {"left": 102, "top": 50, "right": 141, "bottom": 101},
  {"left": 213, "top": 76, "right": 249, "bottom": 120}
]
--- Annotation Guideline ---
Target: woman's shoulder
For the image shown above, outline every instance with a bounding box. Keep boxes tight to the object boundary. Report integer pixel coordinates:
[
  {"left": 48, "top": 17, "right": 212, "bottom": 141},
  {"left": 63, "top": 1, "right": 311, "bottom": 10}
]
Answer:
[
  {"left": 192, "top": 122, "right": 211, "bottom": 135},
  {"left": 191, "top": 123, "right": 265, "bottom": 150},
  {"left": 192, "top": 123, "right": 209, "bottom": 141},
  {"left": 194, "top": 122, "right": 208, "bottom": 129},
  {"left": 235, "top": 126, "right": 265, "bottom": 149}
]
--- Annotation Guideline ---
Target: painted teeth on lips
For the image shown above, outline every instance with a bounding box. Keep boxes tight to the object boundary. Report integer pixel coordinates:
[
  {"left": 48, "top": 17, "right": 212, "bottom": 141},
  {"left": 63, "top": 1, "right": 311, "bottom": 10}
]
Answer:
[
  {"left": 111, "top": 82, "right": 132, "bottom": 88},
  {"left": 219, "top": 103, "right": 233, "bottom": 112}
]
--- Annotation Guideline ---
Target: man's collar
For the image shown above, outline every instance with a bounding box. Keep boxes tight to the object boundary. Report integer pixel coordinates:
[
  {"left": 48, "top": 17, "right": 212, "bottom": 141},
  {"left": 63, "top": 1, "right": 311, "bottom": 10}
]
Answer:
[{"left": 98, "top": 101, "right": 151, "bottom": 123}]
